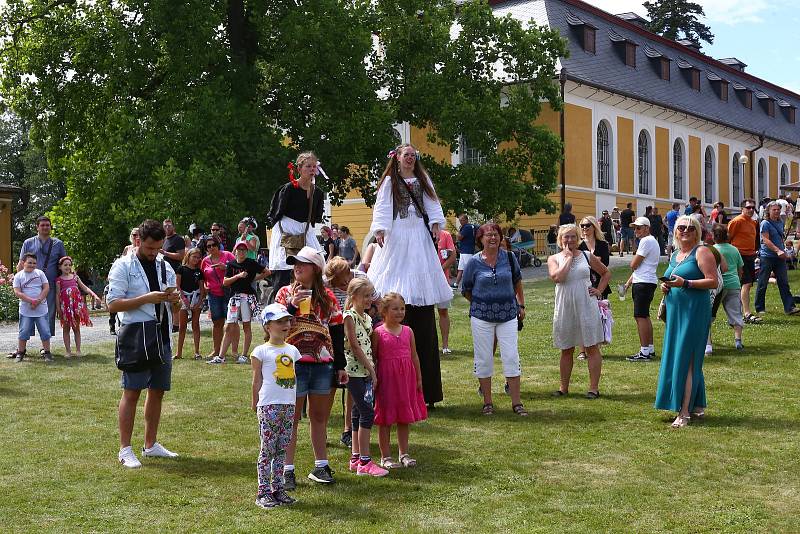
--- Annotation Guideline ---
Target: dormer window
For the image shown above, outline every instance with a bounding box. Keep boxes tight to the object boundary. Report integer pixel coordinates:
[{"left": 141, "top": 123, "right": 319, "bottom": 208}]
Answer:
[
  {"left": 661, "top": 58, "right": 670, "bottom": 81},
  {"left": 720, "top": 82, "right": 728, "bottom": 101},
  {"left": 780, "top": 101, "right": 797, "bottom": 124},
  {"left": 644, "top": 44, "right": 670, "bottom": 81},
  {"left": 790, "top": 108, "right": 797, "bottom": 124},
  {"left": 755, "top": 91, "right": 775, "bottom": 117},
  {"left": 608, "top": 29, "right": 637, "bottom": 68},
  {"left": 745, "top": 91, "right": 752, "bottom": 109},
  {"left": 767, "top": 100, "right": 775, "bottom": 117},
  {"left": 707, "top": 72, "right": 728, "bottom": 101},
  {"left": 566, "top": 11, "right": 597, "bottom": 54},
  {"left": 733, "top": 82, "right": 752, "bottom": 109},
  {"left": 676, "top": 58, "right": 700, "bottom": 92},
  {"left": 691, "top": 70, "right": 700, "bottom": 91}
]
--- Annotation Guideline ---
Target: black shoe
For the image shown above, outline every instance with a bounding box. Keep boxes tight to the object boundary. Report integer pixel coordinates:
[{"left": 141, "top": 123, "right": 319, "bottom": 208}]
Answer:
[
  {"left": 283, "top": 470, "right": 296, "bottom": 491},
  {"left": 340, "top": 430, "right": 352, "bottom": 448},
  {"left": 426, "top": 403, "right": 436, "bottom": 410},
  {"left": 110, "top": 326, "right": 116, "bottom": 335},
  {"left": 172, "top": 325, "right": 180, "bottom": 333},
  {"left": 626, "top": 352, "right": 652, "bottom": 362},
  {"left": 42, "top": 351, "right": 54, "bottom": 362},
  {"left": 255, "top": 493, "right": 279, "bottom": 509},
  {"left": 308, "top": 465, "right": 335, "bottom": 484},
  {"left": 271, "top": 490, "right": 296, "bottom": 505}
]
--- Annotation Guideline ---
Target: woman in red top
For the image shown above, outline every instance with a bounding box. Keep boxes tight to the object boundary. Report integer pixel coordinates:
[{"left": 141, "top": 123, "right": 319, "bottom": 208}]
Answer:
[{"left": 275, "top": 246, "right": 345, "bottom": 488}]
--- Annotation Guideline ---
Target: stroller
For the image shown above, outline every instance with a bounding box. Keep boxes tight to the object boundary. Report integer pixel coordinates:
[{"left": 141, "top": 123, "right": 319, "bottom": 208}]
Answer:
[{"left": 511, "top": 229, "right": 543, "bottom": 268}]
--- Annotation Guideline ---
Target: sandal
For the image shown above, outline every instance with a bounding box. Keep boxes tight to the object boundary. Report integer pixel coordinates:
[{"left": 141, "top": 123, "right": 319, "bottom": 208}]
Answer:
[
  {"left": 690, "top": 409, "right": 705, "bottom": 419},
  {"left": 744, "top": 313, "right": 763, "bottom": 324},
  {"left": 7, "top": 350, "right": 20, "bottom": 359},
  {"left": 585, "top": 391, "right": 600, "bottom": 400},
  {"left": 512, "top": 403, "right": 529, "bottom": 416},
  {"left": 671, "top": 414, "right": 691, "bottom": 428},
  {"left": 399, "top": 454, "right": 417, "bottom": 468},
  {"left": 10, "top": 350, "right": 25, "bottom": 362},
  {"left": 551, "top": 390, "right": 568, "bottom": 397},
  {"left": 482, "top": 403, "right": 494, "bottom": 415},
  {"left": 379, "top": 457, "right": 401, "bottom": 469}
]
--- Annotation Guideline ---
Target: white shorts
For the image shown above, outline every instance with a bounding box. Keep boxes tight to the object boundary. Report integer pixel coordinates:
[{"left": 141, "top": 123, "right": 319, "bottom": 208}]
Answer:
[
  {"left": 458, "top": 253, "right": 474, "bottom": 271},
  {"left": 470, "top": 317, "right": 521, "bottom": 379},
  {"left": 226, "top": 294, "right": 253, "bottom": 324}
]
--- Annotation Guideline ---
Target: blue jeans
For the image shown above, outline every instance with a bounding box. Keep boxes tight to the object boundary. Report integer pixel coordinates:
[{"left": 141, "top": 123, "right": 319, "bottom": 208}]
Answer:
[
  {"left": 754, "top": 255, "right": 795, "bottom": 313},
  {"left": 18, "top": 315, "right": 51, "bottom": 341}
]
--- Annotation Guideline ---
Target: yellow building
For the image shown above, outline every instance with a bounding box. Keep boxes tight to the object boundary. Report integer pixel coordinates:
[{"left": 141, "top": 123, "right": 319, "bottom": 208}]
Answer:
[
  {"left": 0, "top": 184, "right": 23, "bottom": 269},
  {"left": 329, "top": 0, "right": 800, "bottom": 251}
]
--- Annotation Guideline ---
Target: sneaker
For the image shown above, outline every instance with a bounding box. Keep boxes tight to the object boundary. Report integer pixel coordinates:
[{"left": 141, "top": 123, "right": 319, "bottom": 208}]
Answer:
[
  {"left": 283, "top": 470, "right": 296, "bottom": 491},
  {"left": 357, "top": 460, "right": 389, "bottom": 477},
  {"left": 255, "top": 494, "right": 279, "bottom": 509},
  {"left": 142, "top": 442, "right": 178, "bottom": 458},
  {"left": 42, "top": 351, "right": 54, "bottom": 362},
  {"left": 441, "top": 347, "right": 452, "bottom": 355},
  {"left": 626, "top": 352, "right": 652, "bottom": 362},
  {"left": 705, "top": 344, "right": 713, "bottom": 355},
  {"left": 118, "top": 446, "right": 142, "bottom": 469},
  {"left": 340, "top": 430, "right": 352, "bottom": 448},
  {"left": 13, "top": 351, "right": 25, "bottom": 362},
  {"left": 349, "top": 457, "right": 359, "bottom": 472},
  {"left": 110, "top": 326, "right": 116, "bottom": 335},
  {"left": 308, "top": 465, "right": 335, "bottom": 484},
  {"left": 271, "top": 490, "right": 296, "bottom": 505},
  {"left": 207, "top": 356, "right": 226, "bottom": 364},
  {"left": 194, "top": 353, "right": 202, "bottom": 360},
  {"left": 236, "top": 355, "right": 249, "bottom": 364},
  {"left": 735, "top": 339, "right": 744, "bottom": 351},
  {"left": 450, "top": 282, "right": 458, "bottom": 289},
  {"left": 577, "top": 352, "right": 586, "bottom": 360}
]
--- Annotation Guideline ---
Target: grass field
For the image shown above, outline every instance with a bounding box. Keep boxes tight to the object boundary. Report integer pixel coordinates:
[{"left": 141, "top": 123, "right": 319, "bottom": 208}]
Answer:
[{"left": 2, "top": 267, "right": 800, "bottom": 533}]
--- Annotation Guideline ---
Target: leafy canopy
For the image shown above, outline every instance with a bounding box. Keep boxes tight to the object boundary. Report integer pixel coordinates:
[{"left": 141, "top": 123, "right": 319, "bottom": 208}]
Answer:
[{"left": 0, "top": 0, "right": 566, "bottom": 268}]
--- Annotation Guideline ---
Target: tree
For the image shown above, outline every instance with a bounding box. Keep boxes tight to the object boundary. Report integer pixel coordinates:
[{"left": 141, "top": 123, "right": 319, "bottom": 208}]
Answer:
[
  {"left": 644, "top": 0, "right": 714, "bottom": 46},
  {"left": 0, "top": 0, "right": 567, "bottom": 267}
]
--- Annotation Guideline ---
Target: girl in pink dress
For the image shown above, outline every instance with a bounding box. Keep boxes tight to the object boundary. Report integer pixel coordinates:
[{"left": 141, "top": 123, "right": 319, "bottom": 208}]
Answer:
[
  {"left": 56, "top": 256, "right": 99, "bottom": 358},
  {"left": 373, "top": 292, "right": 427, "bottom": 469}
]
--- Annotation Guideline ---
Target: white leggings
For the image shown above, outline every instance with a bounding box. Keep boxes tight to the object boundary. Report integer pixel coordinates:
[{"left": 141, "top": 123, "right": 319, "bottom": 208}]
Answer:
[{"left": 470, "top": 317, "right": 521, "bottom": 379}]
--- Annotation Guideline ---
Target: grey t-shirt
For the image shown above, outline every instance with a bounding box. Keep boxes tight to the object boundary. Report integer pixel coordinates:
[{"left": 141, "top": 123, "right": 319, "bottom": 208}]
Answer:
[
  {"left": 19, "top": 237, "right": 66, "bottom": 282},
  {"left": 339, "top": 237, "right": 357, "bottom": 262},
  {"left": 13, "top": 269, "right": 49, "bottom": 317}
]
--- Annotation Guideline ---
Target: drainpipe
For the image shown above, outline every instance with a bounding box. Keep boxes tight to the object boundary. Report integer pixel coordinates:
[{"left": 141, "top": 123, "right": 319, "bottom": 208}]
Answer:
[
  {"left": 559, "top": 68, "right": 567, "bottom": 210},
  {"left": 748, "top": 132, "right": 765, "bottom": 199}
]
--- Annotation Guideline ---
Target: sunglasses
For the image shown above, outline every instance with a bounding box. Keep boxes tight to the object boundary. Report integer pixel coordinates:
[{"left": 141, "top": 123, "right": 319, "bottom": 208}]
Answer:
[
  {"left": 743, "top": 205, "right": 755, "bottom": 210},
  {"left": 207, "top": 243, "right": 219, "bottom": 248},
  {"left": 580, "top": 223, "right": 593, "bottom": 229},
  {"left": 676, "top": 225, "right": 697, "bottom": 233}
]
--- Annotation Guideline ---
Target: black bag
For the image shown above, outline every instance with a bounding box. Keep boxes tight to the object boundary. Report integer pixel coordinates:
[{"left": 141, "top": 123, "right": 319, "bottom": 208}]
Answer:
[{"left": 115, "top": 261, "right": 168, "bottom": 372}]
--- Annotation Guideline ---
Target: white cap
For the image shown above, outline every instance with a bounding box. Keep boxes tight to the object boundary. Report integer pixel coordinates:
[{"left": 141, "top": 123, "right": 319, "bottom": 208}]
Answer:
[
  {"left": 286, "top": 246, "right": 326, "bottom": 272},
  {"left": 260, "top": 303, "right": 293, "bottom": 324},
  {"left": 630, "top": 216, "right": 651, "bottom": 227}
]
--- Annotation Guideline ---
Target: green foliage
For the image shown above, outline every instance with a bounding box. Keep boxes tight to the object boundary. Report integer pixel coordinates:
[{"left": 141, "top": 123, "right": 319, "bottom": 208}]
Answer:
[
  {"left": 0, "top": 0, "right": 567, "bottom": 269},
  {"left": 644, "top": 0, "right": 714, "bottom": 45}
]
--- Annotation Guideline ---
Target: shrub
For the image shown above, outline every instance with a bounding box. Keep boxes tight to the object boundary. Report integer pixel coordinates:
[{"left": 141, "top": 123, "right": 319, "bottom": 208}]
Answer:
[{"left": 0, "top": 261, "right": 19, "bottom": 322}]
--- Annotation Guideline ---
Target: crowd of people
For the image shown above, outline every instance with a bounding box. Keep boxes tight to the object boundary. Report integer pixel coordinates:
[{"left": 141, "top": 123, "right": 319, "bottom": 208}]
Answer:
[{"left": 6, "top": 145, "right": 800, "bottom": 508}]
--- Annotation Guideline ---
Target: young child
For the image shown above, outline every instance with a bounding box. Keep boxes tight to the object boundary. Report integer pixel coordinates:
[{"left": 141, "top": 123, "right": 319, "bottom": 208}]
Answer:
[
  {"left": 373, "top": 293, "right": 427, "bottom": 469},
  {"left": 10, "top": 254, "right": 52, "bottom": 362},
  {"left": 251, "top": 303, "right": 301, "bottom": 509},
  {"left": 55, "top": 256, "right": 99, "bottom": 358},
  {"left": 344, "top": 278, "right": 388, "bottom": 477},
  {"left": 175, "top": 248, "right": 206, "bottom": 360}
]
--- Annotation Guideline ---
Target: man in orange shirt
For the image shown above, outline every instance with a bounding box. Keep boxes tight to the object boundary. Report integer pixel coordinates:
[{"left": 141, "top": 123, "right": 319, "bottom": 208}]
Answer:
[{"left": 727, "top": 198, "right": 761, "bottom": 323}]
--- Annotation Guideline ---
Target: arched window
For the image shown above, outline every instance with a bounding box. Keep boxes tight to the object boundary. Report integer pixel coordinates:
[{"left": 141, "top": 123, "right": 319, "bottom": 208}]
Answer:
[
  {"left": 781, "top": 164, "right": 789, "bottom": 186},
  {"left": 757, "top": 158, "right": 766, "bottom": 201},
  {"left": 673, "top": 139, "right": 684, "bottom": 200},
  {"left": 704, "top": 146, "right": 714, "bottom": 204},
  {"left": 597, "top": 121, "right": 611, "bottom": 189},
  {"left": 732, "top": 153, "right": 741, "bottom": 206},
  {"left": 638, "top": 130, "right": 651, "bottom": 195}
]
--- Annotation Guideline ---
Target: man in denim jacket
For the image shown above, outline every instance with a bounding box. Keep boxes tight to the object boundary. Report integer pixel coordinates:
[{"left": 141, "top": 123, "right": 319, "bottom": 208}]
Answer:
[{"left": 107, "top": 219, "right": 180, "bottom": 468}]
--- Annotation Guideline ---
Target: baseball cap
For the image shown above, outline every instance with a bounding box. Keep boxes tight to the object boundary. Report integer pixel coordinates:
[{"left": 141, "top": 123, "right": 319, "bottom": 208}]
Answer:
[
  {"left": 233, "top": 240, "right": 249, "bottom": 250},
  {"left": 260, "top": 303, "right": 293, "bottom": 324},
  {"left": 630, "top": 216, "right": 651, "bottom": 227},
  {"left": 286, "top": 246, "right": 326, "bottom": 272}
]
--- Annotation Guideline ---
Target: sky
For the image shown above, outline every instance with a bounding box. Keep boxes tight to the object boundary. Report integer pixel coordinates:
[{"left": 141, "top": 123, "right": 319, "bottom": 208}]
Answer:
[{"left": 589, "top": 0, "right": 800, "bottom": 95}]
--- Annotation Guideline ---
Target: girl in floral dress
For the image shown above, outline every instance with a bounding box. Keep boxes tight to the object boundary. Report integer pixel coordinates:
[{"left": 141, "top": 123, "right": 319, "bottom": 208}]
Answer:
[{"left": 56, "top": 256, "right": 99, "bottom": 358}]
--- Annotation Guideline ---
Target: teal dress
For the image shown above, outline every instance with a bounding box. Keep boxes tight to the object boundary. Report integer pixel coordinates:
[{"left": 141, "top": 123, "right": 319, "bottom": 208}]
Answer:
[{"left": 655, "top": 246, "right": 710, "bottom": 412}]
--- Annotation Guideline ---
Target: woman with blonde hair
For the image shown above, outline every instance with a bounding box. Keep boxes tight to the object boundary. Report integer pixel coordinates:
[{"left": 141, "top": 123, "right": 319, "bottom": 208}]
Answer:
[
  {"left": 367, "top": 143, "right": 452, "bottom": 409},
  {"left": 548, "top": 224, "right": 611, "bottom": 399},
  {"left": 656, "top": 215, "right": 718, "bottom": 428},
  {"left": 578, "top": 216, "right": 611, "bottom": 299},
  {"left": 266, "top": 151, "right": 326, "bottom": 302}
]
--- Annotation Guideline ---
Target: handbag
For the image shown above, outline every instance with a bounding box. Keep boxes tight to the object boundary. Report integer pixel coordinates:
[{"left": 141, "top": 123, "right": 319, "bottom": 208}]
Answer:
[
  {"left": 657, "top": 297, "right": 667, "bottom": 323},
  {"left": 401, "top": 179, "right": 435, "bottom": 243},
  {"left": 280, "top": 184, "right": 314, "bottom": 256},
  {"left": 115, "top": 260, "right": 168, "bottom": 372}
]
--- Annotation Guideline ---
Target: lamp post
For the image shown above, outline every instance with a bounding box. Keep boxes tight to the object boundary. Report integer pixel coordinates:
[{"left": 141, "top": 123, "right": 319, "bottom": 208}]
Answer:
[{"left": 738, "top": 154, "right": 748, "bottom": 208}]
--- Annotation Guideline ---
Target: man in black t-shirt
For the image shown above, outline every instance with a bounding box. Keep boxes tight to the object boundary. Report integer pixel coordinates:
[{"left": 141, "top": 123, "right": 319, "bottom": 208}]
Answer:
[
  {"left": 209, "top": 241, "right": 270, "bottom": 365},
  {"left": 619, "top": 203, "right": 636, "bottom": 256},
  {"left": 161, "top": 218, "right": 185, "bottom": 330}
]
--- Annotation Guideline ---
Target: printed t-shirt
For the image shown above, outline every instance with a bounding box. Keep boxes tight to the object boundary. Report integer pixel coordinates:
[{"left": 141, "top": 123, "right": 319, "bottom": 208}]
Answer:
[
  {"left": 343, "top": 309, "right": 373, "bottom": 378},
  {"left": 13, "top": 269, "right": 49, "bottom": 317},
  {"left": 437, "top": 230, "right": 455, "bottom": 266},
  {"left": 176, "top": 265, "right": 204, "bottom": 292},
  {"left": 252, "top": 342, "right": 302, "bottom": 406}
]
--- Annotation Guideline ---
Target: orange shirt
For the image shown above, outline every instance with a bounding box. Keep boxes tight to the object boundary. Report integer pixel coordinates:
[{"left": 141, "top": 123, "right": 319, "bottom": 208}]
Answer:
[{"left": 727, "top": 214, "right": 758, "bottom": 256}]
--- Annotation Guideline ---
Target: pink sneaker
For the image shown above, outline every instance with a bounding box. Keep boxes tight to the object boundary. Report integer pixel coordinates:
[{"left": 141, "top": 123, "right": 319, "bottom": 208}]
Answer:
[
  {"left": 356, "top": 460, "right": 389, "bottom": 477},
  {"left": 349, "top": 457, "right": 359, "bottom": 472}
]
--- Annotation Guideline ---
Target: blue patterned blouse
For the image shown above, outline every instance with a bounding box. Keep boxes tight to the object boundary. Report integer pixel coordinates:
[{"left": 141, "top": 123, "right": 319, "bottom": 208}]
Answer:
[{"left": 461, "top": 250, "right": 522, "bottom": 323}]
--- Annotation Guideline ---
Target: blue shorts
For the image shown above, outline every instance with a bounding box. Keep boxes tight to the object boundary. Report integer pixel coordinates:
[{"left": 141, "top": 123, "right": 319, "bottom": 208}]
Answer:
[
  {"left": 208, "top": 293, "right": 230, "bottom": 322},
  {"left": 18, "top": 315, "right": 51, "bottom": 341},
  {"left": 295, "top": 362, "right": 334, "bottom": 397},
  {"left": 121, "top": 342, "right": 173, "bottom": 391},
  {"left": 620, "top": 227, "right": 634, "bottom": 240}
]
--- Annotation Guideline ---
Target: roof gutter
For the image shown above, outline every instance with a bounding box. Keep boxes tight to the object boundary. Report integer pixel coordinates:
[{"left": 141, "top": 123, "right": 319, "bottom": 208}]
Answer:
[{"left": 561, "top": 73, "right": 800, "bottom": 152}]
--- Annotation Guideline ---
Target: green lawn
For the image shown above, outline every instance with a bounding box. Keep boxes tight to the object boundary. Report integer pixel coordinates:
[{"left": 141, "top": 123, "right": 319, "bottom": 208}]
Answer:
[{"left": 2, "top": 267, "right": 800, "bottom": 533}]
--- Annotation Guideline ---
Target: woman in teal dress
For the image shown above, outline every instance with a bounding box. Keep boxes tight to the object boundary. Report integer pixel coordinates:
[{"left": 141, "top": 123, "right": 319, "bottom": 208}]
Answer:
[{"left": 656, "top": 216, "right": 719, "bottom": 428}]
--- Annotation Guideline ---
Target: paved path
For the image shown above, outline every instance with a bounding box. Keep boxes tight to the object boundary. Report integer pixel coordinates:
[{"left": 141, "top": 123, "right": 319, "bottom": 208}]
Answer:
[{"left": 1, "top": 252, "right": 650, "bottom": 351}]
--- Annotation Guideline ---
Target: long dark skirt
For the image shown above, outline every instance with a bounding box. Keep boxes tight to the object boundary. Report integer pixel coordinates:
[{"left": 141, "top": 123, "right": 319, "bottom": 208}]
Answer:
[{"left": 402, "top": 304, "right": 443, "bottom": 405}]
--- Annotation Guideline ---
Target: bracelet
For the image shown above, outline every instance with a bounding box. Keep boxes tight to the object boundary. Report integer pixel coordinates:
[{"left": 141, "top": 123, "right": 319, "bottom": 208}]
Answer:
[{"left": 683, "top": 279, "right": 690, "bottom": 289}]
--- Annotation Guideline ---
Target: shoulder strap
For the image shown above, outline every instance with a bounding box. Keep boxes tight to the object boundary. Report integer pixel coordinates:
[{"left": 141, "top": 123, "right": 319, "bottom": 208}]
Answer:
[
  {"left": 42, "top": 238, "right": 55, "bottom": 269},
  {"left": 305, "top": 184, "right": 315, "bottom": 232},
  {"left": 401, "top": 178, "right": 426, "bottom": 215}
]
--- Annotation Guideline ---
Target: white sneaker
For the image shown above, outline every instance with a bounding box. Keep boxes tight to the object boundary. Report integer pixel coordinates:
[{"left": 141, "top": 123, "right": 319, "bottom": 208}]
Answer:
[
  {"left": 441, "top": 348, "right": 452, "bottom": 355},
  {"left": 118, "top": 446, "right": 142, "bottom": 468},
  {"left": 142, "top": 442, "right": 178, "bottom": 458},
  {"left": 236, "top": 355, "right": 249, "bottom": 364},
  {"left": 705, "top": 344, "right": 713, "bottom": 355},
  {"left": 207, "top": 355, "right": 226, "bottom": 364}
]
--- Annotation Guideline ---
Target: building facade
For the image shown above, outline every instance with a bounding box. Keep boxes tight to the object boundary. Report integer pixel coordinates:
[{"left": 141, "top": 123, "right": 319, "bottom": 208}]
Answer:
[{"left": 328, "top": 0, "right": 800, "bottom": 249}]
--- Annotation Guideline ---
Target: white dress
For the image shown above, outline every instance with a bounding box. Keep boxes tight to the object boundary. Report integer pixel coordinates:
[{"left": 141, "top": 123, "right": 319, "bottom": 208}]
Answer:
[
  {"left": 367, "top": 177, "right": 453, "bottom": 306},
  {"left": 268, "top": 215, "right": 323, "bottom": 271},
  {"left": 552, "top": 251, "right": 604, "bottom": 349}
]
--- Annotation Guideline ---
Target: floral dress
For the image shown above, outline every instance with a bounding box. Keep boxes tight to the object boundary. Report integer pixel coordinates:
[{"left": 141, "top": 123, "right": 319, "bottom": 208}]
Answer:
[{"left": 58, "top": 275, "right": 93, "bottom": 328}]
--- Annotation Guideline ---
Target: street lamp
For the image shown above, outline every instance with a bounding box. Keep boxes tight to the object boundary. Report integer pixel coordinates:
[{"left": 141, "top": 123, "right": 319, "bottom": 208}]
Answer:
[{"left": 738, "top": 154, "right": 748, "bottom": 207}]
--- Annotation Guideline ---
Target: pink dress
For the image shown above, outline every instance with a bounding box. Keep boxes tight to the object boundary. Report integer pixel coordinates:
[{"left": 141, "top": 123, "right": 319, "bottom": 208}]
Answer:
[
  {"left": 374, "top": 325, "right": 427, "bottom": 426},
  {"left": 58, "top": 276, "right": 93, "bottom": 328}
]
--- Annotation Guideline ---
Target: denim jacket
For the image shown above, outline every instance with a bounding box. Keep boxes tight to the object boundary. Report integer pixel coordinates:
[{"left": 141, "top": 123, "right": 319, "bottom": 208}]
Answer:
[{"left": 107, "top": 253, "right": 176, "bottom": 328}]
